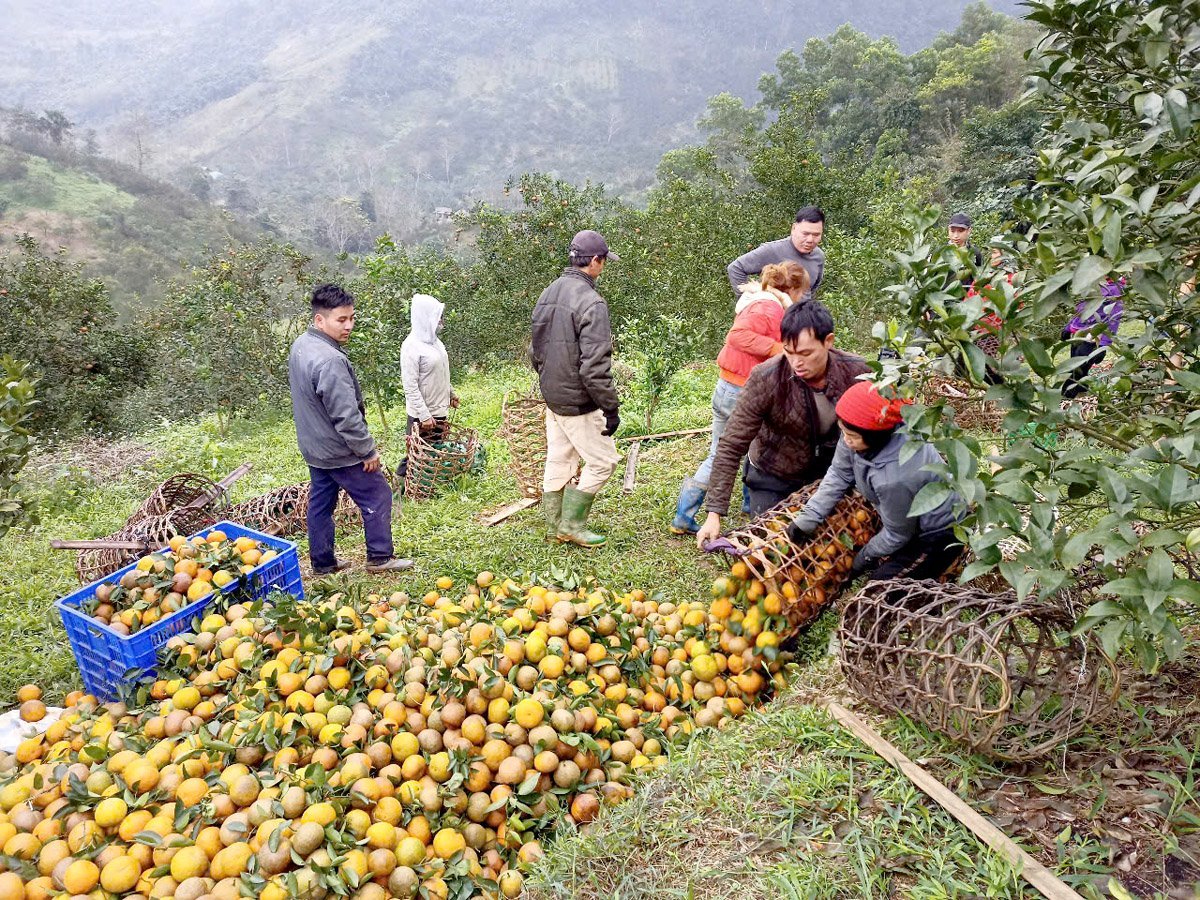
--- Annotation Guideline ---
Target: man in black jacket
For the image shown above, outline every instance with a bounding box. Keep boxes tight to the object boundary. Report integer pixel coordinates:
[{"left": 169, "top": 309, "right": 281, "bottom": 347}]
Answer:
[{"left": 530, "top": 230, "right": 622, "bottom": 548}]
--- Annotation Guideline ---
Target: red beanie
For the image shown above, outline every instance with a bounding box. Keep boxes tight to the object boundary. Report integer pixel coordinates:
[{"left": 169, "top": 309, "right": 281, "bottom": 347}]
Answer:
[{"left": 836, "top": 381, "right": 909, "bottom": 432}]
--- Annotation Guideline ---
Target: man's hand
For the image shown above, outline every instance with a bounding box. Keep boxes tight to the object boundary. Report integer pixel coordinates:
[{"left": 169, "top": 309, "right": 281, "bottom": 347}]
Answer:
[
  {"left": 449, "top": 395, "right": 461, "bottom": 409},
  {"left": 786, "top": 518, "right": 818, "bottom": 546},
  {"left": 696, "top": 512, "right": 722, "bottom": 550},
  {"left": 420, "top": 418, "right": 436, "bottom": 431},
  {"left": 362, "top": 453, "right": 382, "bottom": 474},
  {"left": 601, "top": 410, "right": 620, "bottom": 437}
]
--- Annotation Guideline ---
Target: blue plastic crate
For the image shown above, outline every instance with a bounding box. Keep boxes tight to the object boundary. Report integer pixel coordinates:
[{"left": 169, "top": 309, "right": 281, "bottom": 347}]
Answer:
[{"left": 56, "top": 521, "right": 303, "bottom": 700}]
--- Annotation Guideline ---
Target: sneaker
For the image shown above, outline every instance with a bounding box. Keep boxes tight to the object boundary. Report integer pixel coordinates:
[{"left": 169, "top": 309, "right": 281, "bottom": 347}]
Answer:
[
  {"left": 312, "top": 558, "right": 352, "bottom": 576},
  {"left": 365, "top": 558, "right": 415, "bottom": 573}
]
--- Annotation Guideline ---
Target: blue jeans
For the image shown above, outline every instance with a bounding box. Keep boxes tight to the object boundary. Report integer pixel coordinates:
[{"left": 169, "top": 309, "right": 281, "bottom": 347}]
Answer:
[
  {"left": 307, "top": 463, "right": 395, "bottom": 569},
  {"left": 693, "top": 378, "right": 742, "bottom": 486}
]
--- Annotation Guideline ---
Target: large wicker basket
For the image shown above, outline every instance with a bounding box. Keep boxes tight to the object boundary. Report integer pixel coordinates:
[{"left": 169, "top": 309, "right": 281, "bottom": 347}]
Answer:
[
  {"left": 403, "top": 424, "right": 480, "bottom": 501},
  {"left": 500, "top": 390, "right": 548, "bottom": 498},
  {"left": 839, "top": 579, "right": 1119, "bottom": 761},
  {"left": 721, "top": 483, "right": 880, "bottom": 630},
  {"left": 920, "top": 373, "right": 1005, "bottom": 432}
]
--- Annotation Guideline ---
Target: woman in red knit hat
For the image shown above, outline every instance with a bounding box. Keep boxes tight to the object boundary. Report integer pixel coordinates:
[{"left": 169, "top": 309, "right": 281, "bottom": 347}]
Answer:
[
  {"left": 670, "top": 261, "right": 811, "bottom": 534},
  {"left": 787, "top": 380, "right": 966, "bottom": 580}
]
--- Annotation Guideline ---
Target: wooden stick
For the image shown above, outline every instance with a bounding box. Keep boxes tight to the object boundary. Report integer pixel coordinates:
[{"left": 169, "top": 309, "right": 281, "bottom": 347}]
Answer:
[
  {"left": 617, "top": 426, "right": 710, "bottom": 444},
  {"left": 622, "top": 441, "right": 642, "bottom": 493},
  {"left": 826, "top": 703, "right": 1085, "bottom": 900},
  {"left": 178, "top": 462, "right": 254, "bottom": 512},
  {"left": 484, "top": 497, "right": 538, "bottom": 527},
  {"left": 50, "top": 539, "right": 152, "bottom": 551}
]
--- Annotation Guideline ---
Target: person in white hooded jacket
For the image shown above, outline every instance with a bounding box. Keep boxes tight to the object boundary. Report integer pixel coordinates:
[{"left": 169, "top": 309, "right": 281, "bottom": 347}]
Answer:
[{"left": 401, "top": 294, "right": 458, "bottom": 442}]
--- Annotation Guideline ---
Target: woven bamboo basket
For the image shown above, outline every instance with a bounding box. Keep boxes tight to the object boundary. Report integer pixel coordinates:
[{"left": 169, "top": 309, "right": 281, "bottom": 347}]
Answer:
[
  {"left": 921, "top": 373, "right": 1005, "bottom": 432},
  {"left": 74, "top": 507, "right": 218, "bottom": 584},
  {"left": 721, "top": 483, "right": 880, "bottom": 630},
  {"left": 227, "top": 482, "right": 311, "bottom": 537},
  {"left": 404, "top": 425, "right": 480, "bottom": 501},
  {"left": 126, "top": 472, "right": 229, "bottom": 527},
  {"left": 839, "top": 579, "right": 1119, "bottom": 761},
  {"left": 500, "top": 390, "right": 549, "bottom": 498}
]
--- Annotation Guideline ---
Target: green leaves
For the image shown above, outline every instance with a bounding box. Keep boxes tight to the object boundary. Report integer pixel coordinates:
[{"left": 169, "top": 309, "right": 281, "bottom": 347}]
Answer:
[{"left": 0, "top": 357, "right": 37, "bottom": 539}]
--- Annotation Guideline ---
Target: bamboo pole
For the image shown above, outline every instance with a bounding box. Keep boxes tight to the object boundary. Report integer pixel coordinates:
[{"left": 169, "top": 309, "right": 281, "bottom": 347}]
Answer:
[
  {"left": 826, "top": 702, "right": 1085, "bottom": 900},
  {"left": 50, "top": 539, "right": 153, "bottom": 551},
  {"left": 617, "top": 426, "right": 710, "bottom": 444}
]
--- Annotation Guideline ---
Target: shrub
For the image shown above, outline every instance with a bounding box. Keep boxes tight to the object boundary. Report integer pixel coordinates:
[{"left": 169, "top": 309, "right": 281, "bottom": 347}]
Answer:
[{"left": 0, "top": 357, "right": 37, "bottom": 538}]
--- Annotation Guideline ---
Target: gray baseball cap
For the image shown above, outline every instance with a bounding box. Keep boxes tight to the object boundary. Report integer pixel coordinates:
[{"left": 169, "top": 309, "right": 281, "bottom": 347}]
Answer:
[
  {"left": 949, "top": 212, "right": 972, "bottom": 227},
  {"left": 569, "top": 229, "right": 619, "bottom": 262}
]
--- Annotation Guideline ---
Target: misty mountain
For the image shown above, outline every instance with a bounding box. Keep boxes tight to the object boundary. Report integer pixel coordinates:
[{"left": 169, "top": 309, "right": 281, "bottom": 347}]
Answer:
[{"left": 1, "top": 0, "right": 1018, "bottom": 244}]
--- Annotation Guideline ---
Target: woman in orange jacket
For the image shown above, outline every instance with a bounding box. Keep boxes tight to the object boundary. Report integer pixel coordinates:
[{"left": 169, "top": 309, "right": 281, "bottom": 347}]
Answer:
[{"left": 670, "top": 261, "right": 810, "bottom": 533}]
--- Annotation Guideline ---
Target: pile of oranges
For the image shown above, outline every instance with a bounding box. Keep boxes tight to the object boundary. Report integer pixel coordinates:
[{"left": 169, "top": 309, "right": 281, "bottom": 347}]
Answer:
[
  {"left": 83, "top": 532, "right": 278, "bottom": 636},
  {"left": 0, "top": 570, "right": 791, "bottom": 899}
]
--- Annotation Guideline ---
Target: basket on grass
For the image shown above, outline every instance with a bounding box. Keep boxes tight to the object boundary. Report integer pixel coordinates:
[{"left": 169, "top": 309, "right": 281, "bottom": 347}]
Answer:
[
  {"left": 74, "top": 507, "right": 218, "bottom": 584},
  {"left": 228, "top": 482, "right": 312, "bottom": 537},
  {"left": 839, "top": 579, "right": 1120, "bottom": 762},
  {"left": 921, "top": 373, "right": 1005, "bottom": 432},
  {"left": 403, "top": 424, "right": 480, "bottom": 501},
  {"left": 125, "top": 472, "right": 230, "bottom": 528},
  {"left": 500, "top": 389, "right": 548, "bottom": 498},
  {"left": 721, "top": 483, "right": 880, "bottom": 630}
]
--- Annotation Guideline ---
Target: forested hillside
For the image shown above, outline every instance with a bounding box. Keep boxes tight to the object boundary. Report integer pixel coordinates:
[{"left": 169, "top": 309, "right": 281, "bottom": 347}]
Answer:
[
  {"left": 2, "top": 0, "right": 1018, "bottom": 247},
  {"left": 0, "top": 110, "right": 261, "bottom": 309}
]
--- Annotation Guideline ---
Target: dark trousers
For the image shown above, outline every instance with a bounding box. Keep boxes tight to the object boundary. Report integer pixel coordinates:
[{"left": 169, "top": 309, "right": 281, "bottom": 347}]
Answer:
[
  {"left": 307, "top": 463, "right": 395, "bottom": 569},
  {"left": 743, "top": 462, "right": 815, "bottom": 517},
  {"left": 869, "top": 529, "right": 963, "bottom": 581},
  {"left": 1062, "top": 340, "right": 1105, "bottom": 399}
]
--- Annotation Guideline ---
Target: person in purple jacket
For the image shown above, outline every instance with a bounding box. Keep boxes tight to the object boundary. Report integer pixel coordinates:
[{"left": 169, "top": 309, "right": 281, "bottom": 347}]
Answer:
[{"left": 1062, "top": 279, "right": 1124, "bottom": 398}]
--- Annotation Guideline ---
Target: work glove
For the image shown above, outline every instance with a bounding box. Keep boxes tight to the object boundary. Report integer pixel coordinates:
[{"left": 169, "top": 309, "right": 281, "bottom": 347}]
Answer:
[
  {"left": 601, "top": 410, "right": 620, "bottom": 437},
  {"left": 851, "top": 549, "right": 874, "bottom": 577},
  {"left": 785, "top": 518, "right": 817, "bottom": 546}
]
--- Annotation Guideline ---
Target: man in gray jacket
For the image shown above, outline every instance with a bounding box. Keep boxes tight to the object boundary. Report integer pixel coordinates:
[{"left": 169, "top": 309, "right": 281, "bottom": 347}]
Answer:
[
  {"left": 288, "top": 283, "right": 412, "bottom": 574},
  {"left": 727, "top": 206, "right": 825, "bottom": 302},
  {"left": 529, "top": 230, "right": 622, "bottom": 548}
]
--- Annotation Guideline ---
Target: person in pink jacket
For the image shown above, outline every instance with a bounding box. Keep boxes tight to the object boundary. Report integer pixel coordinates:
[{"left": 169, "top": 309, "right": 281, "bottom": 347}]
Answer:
[{"left": 670, "top": 261, "right": 810, "bottom": 534}]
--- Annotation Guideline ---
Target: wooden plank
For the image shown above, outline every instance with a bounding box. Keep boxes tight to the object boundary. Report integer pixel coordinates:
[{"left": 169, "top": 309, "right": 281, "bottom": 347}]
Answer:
[
  {"left": 617, "top": 426, "right": 710, "bottom": 444},
  {"left": 622, "top": 441, "right": 642, "bottom": 493},
  {"left": 826, "top": 702, "right": 1085, "bottom": 900},
  {"left": 484, "top": 497, "right": 538, "bottom": 527}
]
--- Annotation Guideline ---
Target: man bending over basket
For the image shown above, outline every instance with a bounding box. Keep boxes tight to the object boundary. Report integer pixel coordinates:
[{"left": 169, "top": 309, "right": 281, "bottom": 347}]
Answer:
[
  {"left": 288, "top": 283, "right": 413, "bottom": 575},
  {"left": 695, "top": 301, "right": 869, "bottom": 549}
]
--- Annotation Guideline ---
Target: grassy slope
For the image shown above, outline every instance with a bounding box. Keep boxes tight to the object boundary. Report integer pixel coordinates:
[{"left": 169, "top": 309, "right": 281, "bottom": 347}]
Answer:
[
  {"left": 0, "top": 142, "right": 257, "bottom": 309},
  {"left": 0, "top": 152, "right": 137, "bottom": 219},
  {"left": 1, "top": 363, "right": 1127, "bottom": 898}
]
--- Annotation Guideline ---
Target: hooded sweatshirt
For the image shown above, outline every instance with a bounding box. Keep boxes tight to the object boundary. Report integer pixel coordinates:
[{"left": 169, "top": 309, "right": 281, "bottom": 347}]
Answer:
[{"left": 401, "top": 294, "right": 452, "bottom": 421}]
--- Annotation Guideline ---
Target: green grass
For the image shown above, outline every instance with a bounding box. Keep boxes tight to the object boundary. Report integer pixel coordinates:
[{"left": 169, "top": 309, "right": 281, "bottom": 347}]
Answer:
[
  {"left": 526, "top": 685, "right": 1037, "bottom": 899},
  {"left": 0, "top": 361, "right": 1165, "bottom": 898},
  {"left": 0, "top": 146, "right": 137, "bottom": 218},
  {"left": 0, "top": 362, "right": 722, "bottom": 701}
]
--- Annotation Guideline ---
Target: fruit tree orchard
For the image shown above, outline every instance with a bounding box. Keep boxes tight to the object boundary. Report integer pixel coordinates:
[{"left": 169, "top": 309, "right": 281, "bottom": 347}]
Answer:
[{"left": 879, "top": 0, "right": 1200, "bottom": 671}]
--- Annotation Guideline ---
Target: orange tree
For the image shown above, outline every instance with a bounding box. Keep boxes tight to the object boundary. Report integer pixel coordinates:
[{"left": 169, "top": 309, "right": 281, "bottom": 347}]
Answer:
[
  {"left": 348, "top": 235, "right": 470, "bottom": 435},
  {"left": 0, "top": 235, "right": 144, "bottom": 436},
  {"left": 149, "top": 240, "right": 315, "bottom": 435},
  {"left": 0, "top": 357, "right": 36, "bottom": 537},
  {"left": 878, "top": 0, "right": 1200, "bottom": 670}
]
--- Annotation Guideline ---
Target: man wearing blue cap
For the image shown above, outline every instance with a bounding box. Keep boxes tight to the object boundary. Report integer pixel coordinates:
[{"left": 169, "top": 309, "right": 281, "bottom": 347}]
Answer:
[{"left": 530, "top": 230, "right": 622, "bottom": 548}]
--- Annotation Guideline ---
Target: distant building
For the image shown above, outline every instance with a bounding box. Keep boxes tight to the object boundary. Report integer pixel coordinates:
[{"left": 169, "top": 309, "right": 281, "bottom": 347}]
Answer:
[{"left": 434, "top": 207, "right": 454, "bottom": 223}]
